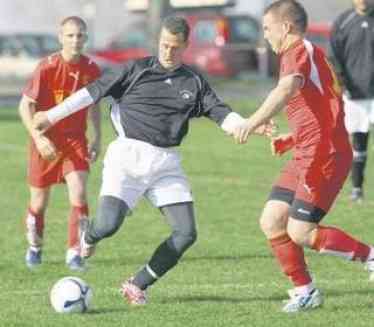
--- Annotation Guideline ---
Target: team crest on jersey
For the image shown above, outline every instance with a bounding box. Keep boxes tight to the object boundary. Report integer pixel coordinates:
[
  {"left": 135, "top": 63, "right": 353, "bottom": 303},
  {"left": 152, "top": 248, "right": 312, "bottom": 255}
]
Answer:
[
  {"left": 180, "top": 90, "right": 193, "bottom": 100},
  {"left": 53, "top": 90, "right": 65, "bottom": 104}
]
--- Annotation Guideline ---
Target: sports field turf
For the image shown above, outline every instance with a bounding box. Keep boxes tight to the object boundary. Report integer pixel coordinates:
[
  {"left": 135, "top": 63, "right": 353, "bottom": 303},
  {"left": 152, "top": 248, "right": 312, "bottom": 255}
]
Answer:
[{"left": 1, "top": 100, "right": 374, "bottom": 326}]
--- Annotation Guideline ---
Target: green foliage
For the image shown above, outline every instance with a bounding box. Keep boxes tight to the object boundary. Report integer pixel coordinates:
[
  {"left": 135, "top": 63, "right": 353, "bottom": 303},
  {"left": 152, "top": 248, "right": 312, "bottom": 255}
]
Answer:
[{"left": 1, "top": 105, "right": 374, "bottom": 326}]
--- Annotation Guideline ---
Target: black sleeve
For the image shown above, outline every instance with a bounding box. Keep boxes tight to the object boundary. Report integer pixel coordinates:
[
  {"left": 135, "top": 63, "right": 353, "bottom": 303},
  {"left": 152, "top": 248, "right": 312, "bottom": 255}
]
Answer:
[
  {"left": 86, "top": 61, "right": 135, "bottom": 102},
  {"left": 329, "top": 15, "right": 347, "bottom": 78},
  {"left": 198, "top": 77, "right": 232, "bottom": 125}
]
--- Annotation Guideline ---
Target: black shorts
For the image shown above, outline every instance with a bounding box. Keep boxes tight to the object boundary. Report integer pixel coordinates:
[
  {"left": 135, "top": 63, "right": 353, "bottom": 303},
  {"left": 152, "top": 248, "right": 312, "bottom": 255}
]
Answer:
[{"left": 268, "top": 186, "right": 326, "bottom": 223}]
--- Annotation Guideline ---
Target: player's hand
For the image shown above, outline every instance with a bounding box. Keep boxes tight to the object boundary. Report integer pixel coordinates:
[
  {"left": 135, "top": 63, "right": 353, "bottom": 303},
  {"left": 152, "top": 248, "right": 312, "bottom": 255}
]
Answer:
[
  {"left": 271, "top": 134, "right": 294, "bottom": 156},
  {"left": 33, "top": 112, "right": 52, "bottom": 133},
  {"left": 34, "top": 134, "right": 58, "bottom": 161},
  {"left": 232, "top": 119, "right": 255, "bottom": 144},
  {"left": 88, "top": 139, "right": 101, "bottom": 163},
  {"left": 253, "top": 120, "right": 277, "bottom": 138}
]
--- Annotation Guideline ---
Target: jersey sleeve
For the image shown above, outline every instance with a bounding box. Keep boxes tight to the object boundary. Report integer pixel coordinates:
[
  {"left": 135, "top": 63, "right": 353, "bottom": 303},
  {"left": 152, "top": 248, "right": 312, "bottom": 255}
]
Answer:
[
  {"left": 329, "top": 14, "right": 348, "bottom": 80},
  {"left": 198, "top": 77, "right": 232, "bottom": 124},
  {"left": 23, "top": 61, "right": 46, "bottom": 102},
  {"left": 86, "top": 61, "right": 133, "bottom": 102},
  {"left": 279, "top": 46, "right": 309, "bottom": 86}
]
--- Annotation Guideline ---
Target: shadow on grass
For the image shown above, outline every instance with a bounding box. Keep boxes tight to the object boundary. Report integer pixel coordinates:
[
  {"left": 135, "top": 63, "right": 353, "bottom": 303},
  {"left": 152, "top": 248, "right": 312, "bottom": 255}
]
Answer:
[
  {"left": 184, "top": 253, "right": 272, "bottom": 262},
  {"left": 160, "top": 294, "right": 284, "bottom": 304},
  {"left": 87, "top": 306, "right": 133, "bottom": 315},
  {"left": 87, "top": 253, "right": 272, "bottom": 267}
]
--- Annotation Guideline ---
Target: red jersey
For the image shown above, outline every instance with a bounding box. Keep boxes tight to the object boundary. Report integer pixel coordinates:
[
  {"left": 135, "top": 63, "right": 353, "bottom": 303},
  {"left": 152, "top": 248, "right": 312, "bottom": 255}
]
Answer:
[
  {"left": 23, "top": 53, "right": 100, "bottom": 148},
  {"left": 279, "top": 39, "right": 350, "bottom": 159}
]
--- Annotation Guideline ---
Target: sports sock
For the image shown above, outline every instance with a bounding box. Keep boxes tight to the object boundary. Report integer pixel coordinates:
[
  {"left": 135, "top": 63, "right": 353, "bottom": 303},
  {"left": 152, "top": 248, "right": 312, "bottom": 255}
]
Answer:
[
  {"left": 311, "top": 225, "right": 370, "bottom": 262},
  {"left": 68, "top": 205, "right": 88, "bottom": 250},
  {"left": 133, "top": 240, "right": 181, "bottom": 290},
  {"left": 270, "top": 234, "right": 312, "bottom": 287},
  {"left": 133, "top": 265, "right": 158, "bottom": 291},
  {"left": 25, "top": 208, "right": 44, "bottom": 248},
  {"left": 351, "top": 132, "right": 368, "bottom": 188}
]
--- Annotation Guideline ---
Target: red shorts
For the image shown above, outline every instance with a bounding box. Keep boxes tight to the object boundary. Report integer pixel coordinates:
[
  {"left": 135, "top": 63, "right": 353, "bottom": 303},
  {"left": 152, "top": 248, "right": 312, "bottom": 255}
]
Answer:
[
  {"left": 28, "top": 138, "right": 89, "bottom": 188},
  {"left": 270, "top": 150, "right": 352, "bottom": 222}
]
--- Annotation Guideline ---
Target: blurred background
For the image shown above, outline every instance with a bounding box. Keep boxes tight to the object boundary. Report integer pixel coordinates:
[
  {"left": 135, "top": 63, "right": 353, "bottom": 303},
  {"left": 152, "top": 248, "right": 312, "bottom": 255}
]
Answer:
[{"left": 0, "top": 0, "right": 352, "bottom": 106}]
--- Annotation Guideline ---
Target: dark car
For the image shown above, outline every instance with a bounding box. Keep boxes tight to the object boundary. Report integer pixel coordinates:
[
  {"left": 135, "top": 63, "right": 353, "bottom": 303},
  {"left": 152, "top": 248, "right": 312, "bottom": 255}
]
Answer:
[{"left": 92, "top": 13, "right": 261, "bottom": 77}]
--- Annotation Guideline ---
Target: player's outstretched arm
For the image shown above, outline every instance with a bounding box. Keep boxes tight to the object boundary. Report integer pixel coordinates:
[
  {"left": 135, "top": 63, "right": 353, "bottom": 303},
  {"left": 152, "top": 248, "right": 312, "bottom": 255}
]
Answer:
[
  {"left": 232, "top": 74, "right": 303, "bottom": 144},
  {"left": 33, "top": 88, "right": 94, "bottom": 133}
]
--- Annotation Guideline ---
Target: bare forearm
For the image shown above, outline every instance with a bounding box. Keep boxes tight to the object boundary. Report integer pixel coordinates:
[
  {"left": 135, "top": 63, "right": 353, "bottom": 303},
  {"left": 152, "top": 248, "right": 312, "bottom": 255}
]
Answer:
[
  {"left": 18, "top": 96, "right": 39, "bottom": 139},
  {"left": 247, "top": 86, "right": 289, "bottom": 130},
  {"left": 246, "top": 75, "right": 302, "bottom": 132}
]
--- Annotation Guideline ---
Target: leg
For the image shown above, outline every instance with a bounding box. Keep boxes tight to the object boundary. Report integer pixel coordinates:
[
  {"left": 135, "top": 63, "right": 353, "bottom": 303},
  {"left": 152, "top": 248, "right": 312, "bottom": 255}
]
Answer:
[
  {"left": 260, "top": 199, "right": 313, "bottom": 291},
  {"left": 133, "top": 202, "right": 197, "bottom": 290},
  {"left": 85, "top": 195, "right": 130, "bottom": 244},
  {"left": 65, "top": 170, "right": 91, "bottom": 270},
  {"left": 25, "top": 186, "right": 50, "bottom": 267},
  {"left": 65, "top": 170, "right": 89, "bottom": 250},
  {"left": 351, "top": 132, "right": 369, "bottom": 202},
  {"left": 287, "top": 218, "right": 372, "bottom": 263}
]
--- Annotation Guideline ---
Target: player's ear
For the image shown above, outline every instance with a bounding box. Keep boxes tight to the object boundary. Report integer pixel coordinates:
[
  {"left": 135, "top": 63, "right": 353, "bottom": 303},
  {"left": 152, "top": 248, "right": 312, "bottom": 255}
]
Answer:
[{"left": 283, "top": 20, "right": 292, "bottom": 34}]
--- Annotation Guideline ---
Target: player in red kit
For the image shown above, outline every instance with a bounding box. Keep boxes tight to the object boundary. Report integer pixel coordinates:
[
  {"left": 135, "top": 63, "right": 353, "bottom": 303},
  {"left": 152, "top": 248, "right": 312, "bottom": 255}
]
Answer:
[
  {"left": 19, "top": 16, "right": 101, "bottom": 271},
  {"left": 233, "top": 0, "right": 374, "bottom": 312}
]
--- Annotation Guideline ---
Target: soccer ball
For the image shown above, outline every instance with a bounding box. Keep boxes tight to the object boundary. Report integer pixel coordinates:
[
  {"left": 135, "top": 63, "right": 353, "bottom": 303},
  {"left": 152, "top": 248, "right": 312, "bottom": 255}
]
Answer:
[{"left": 50, "top": 276, "right": 92, "bottom": 313}]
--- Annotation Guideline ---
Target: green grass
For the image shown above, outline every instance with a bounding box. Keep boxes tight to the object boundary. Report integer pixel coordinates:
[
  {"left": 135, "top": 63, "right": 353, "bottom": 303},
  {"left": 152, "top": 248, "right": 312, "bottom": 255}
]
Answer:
[{"left": 1, "top": 102, "right": 374, "bottom": 327}]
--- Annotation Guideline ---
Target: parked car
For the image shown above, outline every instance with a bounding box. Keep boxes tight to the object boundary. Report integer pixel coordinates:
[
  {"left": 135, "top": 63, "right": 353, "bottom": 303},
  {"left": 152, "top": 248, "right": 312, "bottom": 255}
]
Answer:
[{"left": 92, "top": 12, "right": 261, "bottom": 77}]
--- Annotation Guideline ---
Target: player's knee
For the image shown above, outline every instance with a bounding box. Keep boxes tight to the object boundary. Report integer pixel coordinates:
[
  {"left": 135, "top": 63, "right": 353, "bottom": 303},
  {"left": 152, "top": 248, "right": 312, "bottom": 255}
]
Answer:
[
  {"left": 29, "top": 205, "right": 47, "bottom": 216},
  {"left": 171, "top": 230, "right": 197, "bottom": 255},
  {"left": 259, "top": 213, "right": 286, "bottom": 238},
  {"left": 92, "top": 196, "right": 129, "bottom": 240},
  {"left": 29, "top": 200, "right": 48, "bottom": 215}
]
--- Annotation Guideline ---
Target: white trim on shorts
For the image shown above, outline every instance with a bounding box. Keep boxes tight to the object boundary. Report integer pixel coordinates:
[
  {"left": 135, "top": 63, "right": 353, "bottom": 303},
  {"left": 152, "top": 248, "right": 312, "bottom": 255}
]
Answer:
[
  {"left": 343, "top": 95, "right": 374, "bottom": 133},
  {"left": 99, "top": 137, "right": 193, "bottom": 210}
]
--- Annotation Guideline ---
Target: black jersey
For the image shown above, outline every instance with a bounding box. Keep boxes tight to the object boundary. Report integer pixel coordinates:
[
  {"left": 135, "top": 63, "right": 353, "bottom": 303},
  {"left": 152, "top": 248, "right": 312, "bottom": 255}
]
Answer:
[
  {"left": 330, "top": 9, "right": 374, "bottom": 99},
  {"left": 86, "top": 56, "right": 231, "bottom": 147}
]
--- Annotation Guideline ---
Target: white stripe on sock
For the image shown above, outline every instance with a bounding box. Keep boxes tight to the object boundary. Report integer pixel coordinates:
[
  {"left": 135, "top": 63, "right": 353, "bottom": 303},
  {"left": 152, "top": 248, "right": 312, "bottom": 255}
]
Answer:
[{"left": 146, "top": 264, "right": 159, "bottom": 279}]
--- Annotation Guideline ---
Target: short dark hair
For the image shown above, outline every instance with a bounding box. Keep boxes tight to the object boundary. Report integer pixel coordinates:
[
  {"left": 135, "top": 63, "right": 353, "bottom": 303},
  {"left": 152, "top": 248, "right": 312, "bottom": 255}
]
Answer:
[
  {"left": 60, "top": 16, "right": 87, "bottom": 31},
  {"left": 264, "top": 0, "right": 308, "bottom": 33},
  {"left": 162, "top": 16, "right": 190, "bottom": 42}
]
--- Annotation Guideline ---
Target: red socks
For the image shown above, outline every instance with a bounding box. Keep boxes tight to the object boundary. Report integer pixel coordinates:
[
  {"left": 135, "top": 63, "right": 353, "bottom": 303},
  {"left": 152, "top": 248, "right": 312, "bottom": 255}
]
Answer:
[
  {"left": 270, "top": 234, "right": 312, "bottom": 286},
  {"left": 68, "top": 205, "right": 88, "bottom": 250},
  {"left": 311, "top": 225, "right": 370, "bottom": 262}
]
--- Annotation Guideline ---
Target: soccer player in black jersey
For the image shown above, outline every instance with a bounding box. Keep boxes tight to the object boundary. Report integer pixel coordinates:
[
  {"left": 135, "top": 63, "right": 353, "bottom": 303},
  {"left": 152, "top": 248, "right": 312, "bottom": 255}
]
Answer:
[{"left": 33, "top": 15, "right": 273, "bottom": 305}]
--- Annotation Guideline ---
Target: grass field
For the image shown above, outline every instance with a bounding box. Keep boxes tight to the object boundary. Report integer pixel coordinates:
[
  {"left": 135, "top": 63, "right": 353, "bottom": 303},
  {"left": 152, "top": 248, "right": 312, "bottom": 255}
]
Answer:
[{"left": 1, "top": 100, "right": 374, "bottom": 327}]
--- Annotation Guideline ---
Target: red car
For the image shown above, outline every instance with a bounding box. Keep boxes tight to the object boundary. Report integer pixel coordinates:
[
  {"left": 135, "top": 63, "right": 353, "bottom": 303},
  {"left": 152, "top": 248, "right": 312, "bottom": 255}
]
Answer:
[{"left": 93, "top": 13, "right": 261, "bottom": 77}]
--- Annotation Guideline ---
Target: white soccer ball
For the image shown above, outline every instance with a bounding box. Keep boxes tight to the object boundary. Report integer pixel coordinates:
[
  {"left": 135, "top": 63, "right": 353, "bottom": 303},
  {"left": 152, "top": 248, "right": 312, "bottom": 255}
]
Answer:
[{"left": 50, "top": 276, "right": 93, "bottom": 313}]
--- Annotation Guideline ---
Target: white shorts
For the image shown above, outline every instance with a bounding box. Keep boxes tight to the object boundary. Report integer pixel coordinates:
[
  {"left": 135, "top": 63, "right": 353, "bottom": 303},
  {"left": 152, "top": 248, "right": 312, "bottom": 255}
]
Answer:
[
  {"left": 343, "top": 95, "right": 374, "bottom": 133},
  {"left": 100, "top": 137, "right": 193, "bottom": 210}
]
